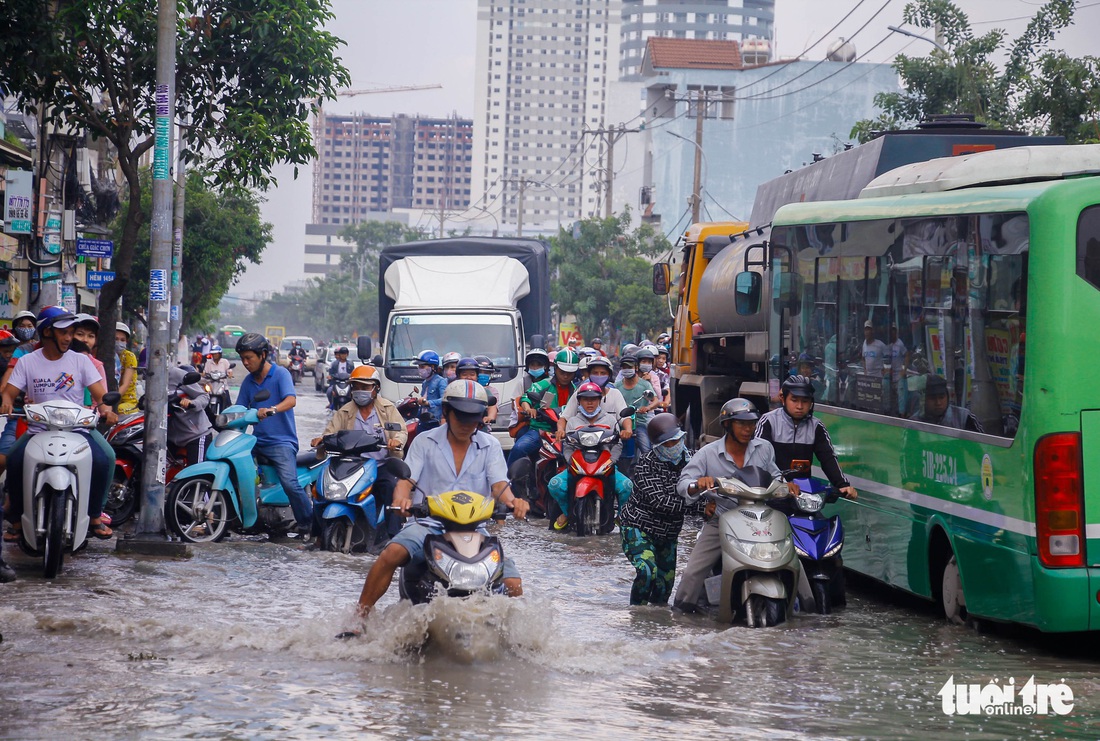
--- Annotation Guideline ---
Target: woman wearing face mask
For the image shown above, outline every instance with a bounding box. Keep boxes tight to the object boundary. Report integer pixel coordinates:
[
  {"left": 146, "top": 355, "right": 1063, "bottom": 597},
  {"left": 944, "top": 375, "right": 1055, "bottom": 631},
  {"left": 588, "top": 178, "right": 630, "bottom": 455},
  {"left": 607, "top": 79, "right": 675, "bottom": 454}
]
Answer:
[
  {"left": 618, "top": 413, "right": 705, "bottom": 605},
  {"left": 555, "top": 355, "right": 631, "bottom": 440},
  {"left": 115, "top": 322, "right": 139, "bottom": 414},
  {"left": 72, "top": 314, "right": 109, "bottom": 394},
  {"left": 440, "top": 351, "right": 462, "bottom": 382},
  {"left": 508, "top": 349, "right": 550, "bottom": 441}
]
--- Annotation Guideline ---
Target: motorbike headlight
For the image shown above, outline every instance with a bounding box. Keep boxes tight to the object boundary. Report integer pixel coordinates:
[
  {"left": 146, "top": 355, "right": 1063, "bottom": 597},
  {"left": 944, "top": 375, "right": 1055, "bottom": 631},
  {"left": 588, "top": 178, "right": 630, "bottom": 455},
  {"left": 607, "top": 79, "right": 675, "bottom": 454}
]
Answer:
[
  {"left": 428, "top": 546, "right": 502, "bottom": 591},
  {"left": 725, "top": 534, "right": 791, "bottom": 562},
  {"left": 45, "top": 406, "right": 79, "bottom": 427},
  {"left": 578, "top": 431, "right": 603, "bottom": 448},
  {"left": 216, "top": 411, "right": 245, "bottom": 428},
  {"left": 323, "top": 479, "right": 348, "bottom": 501},
  {"left": 796, "top": 493, "right": 824, "bottom": 513},
  {"left": 824, "top": 542, "right": 843, "bottom": 558},
  {"left": 203, "top": 383, "right": 212, "bottom": 393}
]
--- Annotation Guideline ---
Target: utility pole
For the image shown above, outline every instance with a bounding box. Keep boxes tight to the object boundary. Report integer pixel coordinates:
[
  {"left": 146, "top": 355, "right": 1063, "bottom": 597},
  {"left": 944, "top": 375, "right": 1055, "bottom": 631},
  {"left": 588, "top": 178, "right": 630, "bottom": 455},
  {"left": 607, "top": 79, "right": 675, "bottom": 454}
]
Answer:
[
  {"left": 134, "top": 0, "right": 177, "bottom": 542},
  {"left": 584, "top": 124, "right": 642, "bottom": 219},
  {"left": 507, "top": 177, "right": 528, "bottom": 236},
  {"left": 692, "top": 91, "right": 705, "bottom": 223},
  {"left": 169, "top": 116, "right": 186, "bottom": 353}
]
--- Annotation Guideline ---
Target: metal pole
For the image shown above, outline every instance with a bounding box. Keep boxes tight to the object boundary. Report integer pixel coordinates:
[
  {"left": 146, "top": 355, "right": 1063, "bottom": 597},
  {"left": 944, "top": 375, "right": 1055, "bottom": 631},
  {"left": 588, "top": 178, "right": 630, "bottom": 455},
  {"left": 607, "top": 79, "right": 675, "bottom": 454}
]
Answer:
[
  {"left": 136, "top": 0, "right": 176, "bottom": 537},
  {"left": 169, "top": 116, "right": 186, "bottom": 354},
  {"left": 516, "top": 178, "right": 525, "bottom": 237},
  {"left": 691, "top": 92, "right": 704, "bottom": 223},
  {"left": 605, "top": 130, "right": 614, "bottom": 219}
]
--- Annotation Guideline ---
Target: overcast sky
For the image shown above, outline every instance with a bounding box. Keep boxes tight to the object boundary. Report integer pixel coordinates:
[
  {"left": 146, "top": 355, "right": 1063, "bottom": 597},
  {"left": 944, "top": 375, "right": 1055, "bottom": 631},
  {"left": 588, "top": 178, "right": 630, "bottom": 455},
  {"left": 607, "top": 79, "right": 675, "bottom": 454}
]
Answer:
[{"left": 235, "top": 0, "right": 1099, "bottom": 297}]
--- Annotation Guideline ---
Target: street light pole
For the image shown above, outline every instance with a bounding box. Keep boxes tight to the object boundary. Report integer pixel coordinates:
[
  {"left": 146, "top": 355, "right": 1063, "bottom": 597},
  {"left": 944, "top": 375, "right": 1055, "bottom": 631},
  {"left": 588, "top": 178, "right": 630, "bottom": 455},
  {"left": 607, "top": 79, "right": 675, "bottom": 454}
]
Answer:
[
  {"left": 886, "top": 24, "right": 947, "bottom": 52},
  {"left": 667, "top": 130, "right": 707, "bottom": 223}
]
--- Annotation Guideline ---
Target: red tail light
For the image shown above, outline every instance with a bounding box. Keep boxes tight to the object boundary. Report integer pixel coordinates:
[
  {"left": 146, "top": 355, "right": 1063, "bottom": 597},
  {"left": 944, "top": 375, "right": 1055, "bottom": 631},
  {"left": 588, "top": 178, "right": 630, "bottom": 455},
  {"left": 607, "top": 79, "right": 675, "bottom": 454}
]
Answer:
[{"left": 1034, "top": 432, "right": 1086, "bottom": 568}]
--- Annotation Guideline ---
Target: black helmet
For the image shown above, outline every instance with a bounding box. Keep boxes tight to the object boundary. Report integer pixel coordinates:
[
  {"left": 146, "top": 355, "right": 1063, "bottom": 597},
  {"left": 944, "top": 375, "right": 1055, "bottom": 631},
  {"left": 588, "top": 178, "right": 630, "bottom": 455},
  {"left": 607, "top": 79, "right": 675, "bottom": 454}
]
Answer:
[
  {"left": 647, "top": 413, "right": 685, "bottom": 446},
  {"left": 718, "top": 397, "right": 759, "bottom": 424},
  {"left": 781, "top": 374, "right": 815, "bottom": 399},
  {"left": 474, "top": 354, "right": 495, "bottom": 372},
  {"left": 620, "top": 354, "right": 638, "bottom": 368},
  {"left": 455, "top": 356, "right": 480, "bottom": 373},
  {"left": 235, "top": 332, "right": 270, "bottom": 357}
]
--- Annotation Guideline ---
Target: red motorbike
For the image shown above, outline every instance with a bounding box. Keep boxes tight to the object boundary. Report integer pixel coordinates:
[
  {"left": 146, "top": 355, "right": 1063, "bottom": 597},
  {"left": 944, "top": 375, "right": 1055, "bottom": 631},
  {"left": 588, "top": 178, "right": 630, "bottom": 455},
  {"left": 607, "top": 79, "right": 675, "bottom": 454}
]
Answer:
[
  {"left": 560, "top": 414, "right": 630, "bottom": 536},
  {"left": 396, "top": 387, "right": 425, "bottom": 449}
]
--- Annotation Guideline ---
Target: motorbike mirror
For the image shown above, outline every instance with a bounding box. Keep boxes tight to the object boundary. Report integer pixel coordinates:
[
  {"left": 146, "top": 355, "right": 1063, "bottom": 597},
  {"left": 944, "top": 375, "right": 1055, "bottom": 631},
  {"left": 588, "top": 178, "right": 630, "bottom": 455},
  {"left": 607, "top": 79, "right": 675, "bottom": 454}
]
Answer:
[
  {"left": 356, "top": 336, "right": 372, "bottom": 361},
  {"left": 643, "top": 389, "right": 656, "bottom": 400},
  {"left": 384, "top": 422, "right": 403, "bottom": 432},
  {"left": 371, "top": 354, "right": 384, "bottom": 367},
  {"left": 384, "top": 458, "right": 412, "bottom": 480},
  {"left": 526, "top": 389, "right": 544, "bottom": 405},
  {"left": 507, "top": 457, "right": 533, "bottom": 483},
  {"left": 229, "top": 362, "right": 237, "bottom": 369},
  {"left": 253, "top": 389, "right": 271, "bottom": 402},
  {"left": 102, "top": 391, "right": 122, "bottom": 408},
  {"left": 182, "top": 371, "right": 201, "bottom": 385},
  {"left": 486, "top": 394, "right": 497, "bottom": 407},
  {"left": 619, "top": 406, "right": 636, "bottom": 418}
]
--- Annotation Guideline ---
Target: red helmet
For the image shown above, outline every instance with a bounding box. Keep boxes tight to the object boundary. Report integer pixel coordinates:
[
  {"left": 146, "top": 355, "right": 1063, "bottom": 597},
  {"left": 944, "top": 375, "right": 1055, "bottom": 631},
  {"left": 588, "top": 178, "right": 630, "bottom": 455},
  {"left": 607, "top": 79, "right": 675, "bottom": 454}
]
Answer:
[{"left": 576, "top": 381, "right": 603, "bottom": 398}]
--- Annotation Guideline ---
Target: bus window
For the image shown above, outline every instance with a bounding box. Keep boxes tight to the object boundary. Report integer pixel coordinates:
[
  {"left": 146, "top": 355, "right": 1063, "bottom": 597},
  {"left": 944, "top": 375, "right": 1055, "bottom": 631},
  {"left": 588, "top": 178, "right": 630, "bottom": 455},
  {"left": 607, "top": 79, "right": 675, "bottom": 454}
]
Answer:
[{"left": 1077, "top": 205, "right": 1100, "bottom": 290}]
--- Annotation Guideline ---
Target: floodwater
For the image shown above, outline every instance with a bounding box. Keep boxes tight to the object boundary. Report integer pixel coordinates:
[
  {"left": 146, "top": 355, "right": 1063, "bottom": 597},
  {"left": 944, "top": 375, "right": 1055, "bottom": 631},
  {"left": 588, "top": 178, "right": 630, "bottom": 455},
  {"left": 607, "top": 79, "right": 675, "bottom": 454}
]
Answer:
[{"left": 2, "top": 381, "right": 1099, "bottom": 739}]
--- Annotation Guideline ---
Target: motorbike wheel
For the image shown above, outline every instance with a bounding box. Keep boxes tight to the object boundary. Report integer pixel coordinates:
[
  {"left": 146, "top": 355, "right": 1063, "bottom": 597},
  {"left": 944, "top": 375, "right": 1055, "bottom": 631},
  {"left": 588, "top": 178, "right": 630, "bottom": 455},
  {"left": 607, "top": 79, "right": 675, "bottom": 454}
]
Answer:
[
  {"left": 572, "top": 496, "right": 600, "bottom": 537},
  {"left": 104, "top": 467, "right": 139, "bottom": 526},
  {"left": 811, "top": 580, "right": 831, "bottom": 615},
  {"left": 745, "top": 594, "right": 786, "bottom": 628},
  {"left": 42, "top": 488, "right": 66, "bottom": 579},
  {"left": 322, "top": 519, "right": 372, "bottom": 554},
  {"left": 165, "top": 476, "right": 230, "bottom": 543}
]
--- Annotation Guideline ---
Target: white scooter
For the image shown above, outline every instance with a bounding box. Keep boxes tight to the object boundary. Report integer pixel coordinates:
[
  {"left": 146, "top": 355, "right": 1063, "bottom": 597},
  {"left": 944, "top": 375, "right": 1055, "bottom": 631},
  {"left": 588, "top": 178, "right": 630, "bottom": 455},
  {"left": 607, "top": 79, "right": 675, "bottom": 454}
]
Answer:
[
  {"left": 699, "top": 466, "right": 802, "bottom": 627},
  {"left": 15, "top": 394, "right": 118, "bottom": 578}
]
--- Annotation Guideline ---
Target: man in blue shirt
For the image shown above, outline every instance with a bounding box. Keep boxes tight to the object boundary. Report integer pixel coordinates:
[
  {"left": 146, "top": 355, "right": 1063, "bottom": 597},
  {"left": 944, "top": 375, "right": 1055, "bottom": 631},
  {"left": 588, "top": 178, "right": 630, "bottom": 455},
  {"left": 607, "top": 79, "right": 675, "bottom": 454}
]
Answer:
[
  {"left": 355, "top": 380, "right": 530, "bottom": 616},
  {"left": 234, "top": 332, "right": 312, "bottom": 536},
  {"left": 414, "top": 350, "right": 448, "bottom": 431}
]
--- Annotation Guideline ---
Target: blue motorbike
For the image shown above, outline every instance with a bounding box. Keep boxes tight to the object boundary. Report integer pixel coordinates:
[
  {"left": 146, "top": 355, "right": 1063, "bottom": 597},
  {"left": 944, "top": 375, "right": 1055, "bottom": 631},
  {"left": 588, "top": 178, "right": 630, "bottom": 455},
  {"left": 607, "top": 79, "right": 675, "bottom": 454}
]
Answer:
[
  {"left": 315, "top": 428, "right": 404, "bottom": 553},
  {"left": 773, "top": 477, "right": 846, "bottom": 614},
  {"left": 164, "top": 391, "right": 328, "bottom": 543}
]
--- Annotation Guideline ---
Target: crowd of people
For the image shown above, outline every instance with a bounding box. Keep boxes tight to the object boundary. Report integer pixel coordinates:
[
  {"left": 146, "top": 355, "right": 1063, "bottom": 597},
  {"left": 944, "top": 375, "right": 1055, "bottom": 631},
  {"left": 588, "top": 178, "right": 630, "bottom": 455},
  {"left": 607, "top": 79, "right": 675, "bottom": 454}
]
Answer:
[{"left": 0, "top": 318, "right": 859, "bottom": 622}]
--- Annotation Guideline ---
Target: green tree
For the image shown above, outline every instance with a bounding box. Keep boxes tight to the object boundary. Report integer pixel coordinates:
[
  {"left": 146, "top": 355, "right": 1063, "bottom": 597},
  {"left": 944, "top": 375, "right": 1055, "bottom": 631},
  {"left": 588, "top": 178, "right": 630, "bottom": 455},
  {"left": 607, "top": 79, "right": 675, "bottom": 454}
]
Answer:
[
  {"left": 111, "top": 168, "right": 270, "bottom": 331},
  {"left": 549, "top": 211, "right": 671, "bottom": 350},
  {"left": 0, "top": 0, "right": 349, "bottom": 381},
  {"left": 851, "top": 0, "right": 1098, "bottom": 143}
]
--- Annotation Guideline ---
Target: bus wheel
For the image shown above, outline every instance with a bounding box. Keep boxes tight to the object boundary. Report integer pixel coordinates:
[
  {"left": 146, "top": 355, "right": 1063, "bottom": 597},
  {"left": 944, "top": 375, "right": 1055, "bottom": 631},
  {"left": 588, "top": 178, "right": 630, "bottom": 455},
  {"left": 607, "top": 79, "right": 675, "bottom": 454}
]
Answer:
[{"left": 941, "top": 554, "right": 967, "bottom": 625}]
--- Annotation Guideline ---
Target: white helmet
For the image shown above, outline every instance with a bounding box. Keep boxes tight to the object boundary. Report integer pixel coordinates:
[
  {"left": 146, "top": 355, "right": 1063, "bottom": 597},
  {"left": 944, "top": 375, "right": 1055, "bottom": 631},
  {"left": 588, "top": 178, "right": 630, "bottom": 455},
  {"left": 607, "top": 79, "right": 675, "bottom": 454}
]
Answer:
[
  {"left": 441, "top": 351, "right": 462, "bottom": 367},
  {"left": 116, "top": 321, "right": 132, "bottom": 337},
  {"left": 442, "top": 378, "right": 489, "bottom": 415}
]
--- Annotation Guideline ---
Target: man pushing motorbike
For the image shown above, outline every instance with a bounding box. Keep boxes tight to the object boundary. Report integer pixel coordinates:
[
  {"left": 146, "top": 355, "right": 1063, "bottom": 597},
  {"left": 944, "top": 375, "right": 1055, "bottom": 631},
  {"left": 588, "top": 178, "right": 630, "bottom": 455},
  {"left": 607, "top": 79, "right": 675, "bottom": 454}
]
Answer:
[{"left": 355, "top": 380, "right": 530, "bottom": 617}]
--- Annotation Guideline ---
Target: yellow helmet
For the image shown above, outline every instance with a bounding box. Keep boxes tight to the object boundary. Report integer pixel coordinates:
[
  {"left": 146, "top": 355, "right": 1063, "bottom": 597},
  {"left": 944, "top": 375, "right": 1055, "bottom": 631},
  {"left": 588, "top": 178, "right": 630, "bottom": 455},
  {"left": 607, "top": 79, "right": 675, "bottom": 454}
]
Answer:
[{"left": 426, "top": 490, "right": 495, "bottom": 526}]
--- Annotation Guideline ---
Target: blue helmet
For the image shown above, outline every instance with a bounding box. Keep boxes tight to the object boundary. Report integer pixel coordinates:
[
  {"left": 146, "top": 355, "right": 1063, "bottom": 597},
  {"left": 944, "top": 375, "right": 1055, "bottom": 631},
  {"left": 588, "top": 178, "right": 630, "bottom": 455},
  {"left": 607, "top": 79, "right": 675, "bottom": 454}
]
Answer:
[
  {"left": 417, "top": 350, "right": 440, "bottom": 367},
  {"left": 36, "top": 305, "right": 79, "bottom": 333},
  {"left": 455, "top": 356, "right": 480, "bottom": 373}
]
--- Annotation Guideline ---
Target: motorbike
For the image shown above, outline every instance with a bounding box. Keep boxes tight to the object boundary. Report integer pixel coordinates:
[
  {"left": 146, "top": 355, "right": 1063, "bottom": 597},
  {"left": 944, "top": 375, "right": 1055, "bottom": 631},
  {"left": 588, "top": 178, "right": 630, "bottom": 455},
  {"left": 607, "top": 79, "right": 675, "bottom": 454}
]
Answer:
[
  {"left": 203, "top": 363, "right": 235, "bottom": 419},
  {"left": 518, "top": 389, "right": 564, "bottom": 520},
  {"left": 698, "top": 466, "right": 803, "bottom": 627},
  {"left": 14, "top": 393, "right": 121, "bottom": 578},
  {"left": 396, "top": 387, "right": 426, "bottom": 448},
  {"left": 314, "top": 427, "right": 404, "bottom": 553},
  {"left": 289, "top": 356, "right": 305, "bottom": 385},
  {"left": 558, "top": 407, "right": 634, "bottom": 536},
  {"left": 104, "top": 371, "right": 201, "bottom": 525},
  {"left": 164, "top": 390, "right": 328, "bottom": 543},
  {"left": 771, "top": 475, "right": 846, "bottom": 614},
  {"left": 616, "top": 389, "right": 656, "bottom": 481},
  {"left": 328, "top": 371, "right": 353, "bottom": 410}
]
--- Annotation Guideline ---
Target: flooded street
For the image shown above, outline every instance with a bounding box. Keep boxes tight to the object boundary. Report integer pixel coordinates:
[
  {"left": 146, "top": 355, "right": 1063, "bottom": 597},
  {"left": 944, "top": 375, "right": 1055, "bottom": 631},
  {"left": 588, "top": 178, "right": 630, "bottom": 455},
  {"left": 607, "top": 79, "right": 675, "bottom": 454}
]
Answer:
[{"left": 2, "top": 383, "right": 1099, "bottom": 739}]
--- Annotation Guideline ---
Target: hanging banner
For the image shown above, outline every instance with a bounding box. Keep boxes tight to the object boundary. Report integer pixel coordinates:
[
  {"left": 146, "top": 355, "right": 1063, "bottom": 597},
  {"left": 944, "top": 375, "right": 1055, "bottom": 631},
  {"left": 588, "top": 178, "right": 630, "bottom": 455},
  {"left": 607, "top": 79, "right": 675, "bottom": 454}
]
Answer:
[{"left": 3, "top": 170, "right": 32, "bottom": 235}]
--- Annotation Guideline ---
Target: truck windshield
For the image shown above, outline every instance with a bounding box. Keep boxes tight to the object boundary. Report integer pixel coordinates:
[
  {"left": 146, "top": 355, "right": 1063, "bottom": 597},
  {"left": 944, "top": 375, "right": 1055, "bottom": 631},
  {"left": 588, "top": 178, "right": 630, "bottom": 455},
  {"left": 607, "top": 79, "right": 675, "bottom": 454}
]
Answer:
[{"left": 387, "top": 314, "right": 516, "bottom": 368}]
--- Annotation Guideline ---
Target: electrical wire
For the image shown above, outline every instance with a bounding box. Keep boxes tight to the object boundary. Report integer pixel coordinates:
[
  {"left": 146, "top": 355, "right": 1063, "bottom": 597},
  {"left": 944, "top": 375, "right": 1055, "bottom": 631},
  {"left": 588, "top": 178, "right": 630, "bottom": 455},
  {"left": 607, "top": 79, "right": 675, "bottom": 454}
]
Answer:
[{"left": 702, "top": 189, "right": 744, "bottom": 223}]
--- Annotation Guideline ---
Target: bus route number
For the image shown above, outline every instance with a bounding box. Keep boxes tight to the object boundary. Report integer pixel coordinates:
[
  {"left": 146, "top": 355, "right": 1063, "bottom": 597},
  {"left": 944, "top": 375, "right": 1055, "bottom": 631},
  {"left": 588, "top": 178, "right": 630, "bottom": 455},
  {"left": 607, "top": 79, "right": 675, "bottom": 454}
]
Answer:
[{"left": 922, "top": 450, "right": 958, "bottom": 485}]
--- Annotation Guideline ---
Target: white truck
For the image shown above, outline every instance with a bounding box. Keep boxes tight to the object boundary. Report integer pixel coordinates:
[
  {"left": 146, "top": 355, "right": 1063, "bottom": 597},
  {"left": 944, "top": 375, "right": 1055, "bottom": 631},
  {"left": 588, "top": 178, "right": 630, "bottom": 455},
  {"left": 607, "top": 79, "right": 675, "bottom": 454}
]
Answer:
[{"left": 367, "top": 238, "right": 551, "bottom": 450}]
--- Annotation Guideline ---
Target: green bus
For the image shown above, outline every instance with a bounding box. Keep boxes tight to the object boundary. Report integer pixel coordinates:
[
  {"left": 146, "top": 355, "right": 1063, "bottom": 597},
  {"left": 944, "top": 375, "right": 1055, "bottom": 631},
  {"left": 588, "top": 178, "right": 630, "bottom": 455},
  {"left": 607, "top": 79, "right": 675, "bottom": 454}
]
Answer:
[{"left": 737, "top": 144, "right": 1100, "bottom": 632}]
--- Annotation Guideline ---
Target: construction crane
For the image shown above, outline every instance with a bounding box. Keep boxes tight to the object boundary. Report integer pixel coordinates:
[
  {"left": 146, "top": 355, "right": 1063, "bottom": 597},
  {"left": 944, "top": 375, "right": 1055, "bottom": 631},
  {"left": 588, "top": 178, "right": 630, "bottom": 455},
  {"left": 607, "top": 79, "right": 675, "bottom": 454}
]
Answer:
[{"left": 310, "top": 83, "right": 442, "bottom": 221}]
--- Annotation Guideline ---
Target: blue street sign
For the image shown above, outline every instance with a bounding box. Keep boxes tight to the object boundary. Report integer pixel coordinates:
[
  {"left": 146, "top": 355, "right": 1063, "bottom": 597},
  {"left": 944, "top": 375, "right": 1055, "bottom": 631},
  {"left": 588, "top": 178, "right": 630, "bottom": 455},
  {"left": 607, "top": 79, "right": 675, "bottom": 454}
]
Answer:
[
  {"left": 86, "top": 270, "right": 115, "bottom": 290},
  {"left": 76, "top": 238, "right": 114, "bottom": 258}
]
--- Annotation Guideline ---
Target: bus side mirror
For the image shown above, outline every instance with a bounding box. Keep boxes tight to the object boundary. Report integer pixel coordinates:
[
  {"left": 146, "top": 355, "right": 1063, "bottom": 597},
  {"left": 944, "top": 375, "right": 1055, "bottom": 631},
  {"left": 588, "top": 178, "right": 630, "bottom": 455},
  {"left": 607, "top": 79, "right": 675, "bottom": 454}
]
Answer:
[
  {"left": 735, "top": 271, "right": 761, "bottom": 315},
  {"left": 652, "top": 263, "right": 672, "bottom": 296},
  {"left": 357, "top": 336, "right": 372, "bottom": 361}
]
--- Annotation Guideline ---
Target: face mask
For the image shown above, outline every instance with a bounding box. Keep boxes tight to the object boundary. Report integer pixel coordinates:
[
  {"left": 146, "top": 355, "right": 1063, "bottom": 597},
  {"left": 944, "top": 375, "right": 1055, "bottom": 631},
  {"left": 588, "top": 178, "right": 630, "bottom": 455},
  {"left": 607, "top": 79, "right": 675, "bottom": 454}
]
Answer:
[
  {"left": 639, "top": 363, "right": 653, "bottom": 372},
  {"left": 444, "top": 369, "right": 457, "bottom": 381},
  {"left": 70, "top": 339, "right": 90, "bottom": 354},
  {"left": 115, "top": 341, "right": 128, "bottom": 354},
  {"left": 579, "top": 403, "right": 603, "bottom": 419},
  {"left": 418, "top": 367, "right": 432, "bottom": 380},
  {"left": 653, "top": 439, "right": 686, "bottom": 463},
  {"left": 14, "top": 327, "right": 34, "bottom": 342},
  {"left": 621, "top": 368, "right": 636, "bottom": 379},
  {"left": 352, "top": 390, "right": 375, "bottom": 407},
  {"left": 477, "top": 373, "right": 491, "bottom": 387},
  {"left": 589, "top": 373, "right": 610, "bottom": 388},
  {"left": 528, "top": 367, "right": 546, "bottom": 379}
]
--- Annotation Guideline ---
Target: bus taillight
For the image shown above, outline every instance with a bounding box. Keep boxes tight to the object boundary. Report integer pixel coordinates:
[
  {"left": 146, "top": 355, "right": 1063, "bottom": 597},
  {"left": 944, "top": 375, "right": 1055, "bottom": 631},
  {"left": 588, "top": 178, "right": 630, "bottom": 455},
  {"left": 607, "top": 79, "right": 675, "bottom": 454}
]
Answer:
[{"left": 1034, "top": 432, "right": 1086, "bottom": 568}]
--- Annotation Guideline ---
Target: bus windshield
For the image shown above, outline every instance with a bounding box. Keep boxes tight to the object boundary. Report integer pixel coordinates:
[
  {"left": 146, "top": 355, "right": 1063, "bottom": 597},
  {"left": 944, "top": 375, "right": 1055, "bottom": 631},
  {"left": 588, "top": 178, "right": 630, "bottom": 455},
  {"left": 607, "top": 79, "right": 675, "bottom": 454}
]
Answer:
[{"left": 386, "top": 314, "right": 517, "bottom": 368}]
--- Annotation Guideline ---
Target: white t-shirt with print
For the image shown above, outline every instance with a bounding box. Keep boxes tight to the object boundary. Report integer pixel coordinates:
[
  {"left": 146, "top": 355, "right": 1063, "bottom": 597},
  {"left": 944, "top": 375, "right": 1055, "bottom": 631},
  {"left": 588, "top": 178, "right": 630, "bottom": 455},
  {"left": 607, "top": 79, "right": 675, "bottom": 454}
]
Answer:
[{"left": 9, "top": 349, "right": 102, "bottom": 432}]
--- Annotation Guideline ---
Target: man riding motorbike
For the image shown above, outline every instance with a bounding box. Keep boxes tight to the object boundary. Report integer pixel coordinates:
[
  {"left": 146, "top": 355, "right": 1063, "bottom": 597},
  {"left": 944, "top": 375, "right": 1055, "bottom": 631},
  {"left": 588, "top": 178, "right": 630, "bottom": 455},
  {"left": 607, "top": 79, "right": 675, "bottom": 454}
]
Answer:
[
  {"left": 326, "top": 346, "right": 355, "bottom": 410},
  {"left": 310, "top": 364, "right": 408, "bottom": 546},
  {"left": 414, "top": 350, "right": 448, "bottom": 431},
  {"left": 355, "top": 380, "right": 530, "bottom": 617},
  {"left": 672, "top": 398, "right": 796, "bottom": 613},
  {"left": 168, "top": 364, "right": 214, "bottom": 466},
  {"left": 234, "top": 332, "right": 312, "bottom": 538},
  {"left": 202, "top": 344, "right": 234, "bottom": 413},
  {"left": 1, "top": 306, "right": 119, "bottom": 543},
  {"left": 507, "top": 349, "right": 579, "bottom": 467}
]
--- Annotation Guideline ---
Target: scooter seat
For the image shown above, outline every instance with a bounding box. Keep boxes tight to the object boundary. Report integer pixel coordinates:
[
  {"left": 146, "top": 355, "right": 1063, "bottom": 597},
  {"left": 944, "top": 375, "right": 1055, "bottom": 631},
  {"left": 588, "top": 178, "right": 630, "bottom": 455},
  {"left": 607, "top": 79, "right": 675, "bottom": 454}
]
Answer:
[{"left": 297, "top": 451, "right": 321, "bottom": 468}]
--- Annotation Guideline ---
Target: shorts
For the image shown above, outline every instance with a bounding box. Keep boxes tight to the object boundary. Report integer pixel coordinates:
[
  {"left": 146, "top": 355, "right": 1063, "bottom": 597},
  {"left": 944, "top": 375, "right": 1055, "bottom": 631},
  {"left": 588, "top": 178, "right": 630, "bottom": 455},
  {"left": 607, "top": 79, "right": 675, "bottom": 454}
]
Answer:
[{"left": 392, "top": 521, "right": 520, "bottom": 580}]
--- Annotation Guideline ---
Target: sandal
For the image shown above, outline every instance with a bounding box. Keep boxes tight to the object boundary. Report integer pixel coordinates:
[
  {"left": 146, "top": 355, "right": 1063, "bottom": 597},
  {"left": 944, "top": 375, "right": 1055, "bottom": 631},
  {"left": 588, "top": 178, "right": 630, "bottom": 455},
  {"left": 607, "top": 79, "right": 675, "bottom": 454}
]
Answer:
[
  {"left": 3, "top": 525, "right": 21, "bottom": 543},
  {"left": 552, "top": 515, "right": 569, "bottom": 531},
  {"left": 90, "top": 520, "right": 113, "bottom": 539}
]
